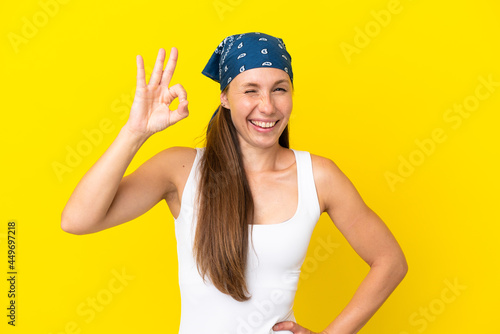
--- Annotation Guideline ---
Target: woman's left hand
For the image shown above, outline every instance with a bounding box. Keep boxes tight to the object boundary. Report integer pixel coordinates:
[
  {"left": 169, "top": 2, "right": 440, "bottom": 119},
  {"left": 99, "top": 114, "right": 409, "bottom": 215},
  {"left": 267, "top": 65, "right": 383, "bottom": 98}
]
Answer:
[{"left": 272, "top": 321, "right": 325, "bottom": 333}]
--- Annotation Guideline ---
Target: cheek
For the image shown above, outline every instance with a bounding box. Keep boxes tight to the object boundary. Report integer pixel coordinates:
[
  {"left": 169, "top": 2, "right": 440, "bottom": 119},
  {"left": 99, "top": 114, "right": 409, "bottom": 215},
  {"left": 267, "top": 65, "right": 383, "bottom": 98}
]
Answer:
[
  {"left": 280, "top": 96, "right": 293, "bottom": 113},
  {"left": 240, "top": 97, "right": 257, "bottom": 109},
  {"left": 231, "top": 99, "right": 255, "bottom": 118}
]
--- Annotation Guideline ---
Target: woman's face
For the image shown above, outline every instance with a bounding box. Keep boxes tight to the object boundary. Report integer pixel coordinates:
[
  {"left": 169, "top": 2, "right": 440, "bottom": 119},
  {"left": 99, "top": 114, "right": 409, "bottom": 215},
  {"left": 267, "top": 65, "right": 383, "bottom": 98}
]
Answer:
[{"left": 221, "top": 67, "right": 293, "bottom": 150}]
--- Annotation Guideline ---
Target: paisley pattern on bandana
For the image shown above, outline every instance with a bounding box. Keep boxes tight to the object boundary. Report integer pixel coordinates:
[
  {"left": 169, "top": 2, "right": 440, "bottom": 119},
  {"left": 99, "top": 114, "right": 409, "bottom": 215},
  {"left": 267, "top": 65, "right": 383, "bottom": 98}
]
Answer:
[{"left": 202, "top": 32, "right": 293, "bottom": 92}]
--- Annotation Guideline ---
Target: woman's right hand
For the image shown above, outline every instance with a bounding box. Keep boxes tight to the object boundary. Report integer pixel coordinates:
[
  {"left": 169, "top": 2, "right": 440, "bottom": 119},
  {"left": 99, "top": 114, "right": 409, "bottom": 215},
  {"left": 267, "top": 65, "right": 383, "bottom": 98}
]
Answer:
[{"left": 125, "top": 47, "right": 189, "bottom": 138}]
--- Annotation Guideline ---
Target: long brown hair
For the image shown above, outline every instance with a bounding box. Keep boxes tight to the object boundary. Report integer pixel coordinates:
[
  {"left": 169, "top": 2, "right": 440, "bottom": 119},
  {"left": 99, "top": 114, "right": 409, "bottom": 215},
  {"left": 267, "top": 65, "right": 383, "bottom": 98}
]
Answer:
[{"left": 193, "top": 104, "right": 289, "bottom": 301}]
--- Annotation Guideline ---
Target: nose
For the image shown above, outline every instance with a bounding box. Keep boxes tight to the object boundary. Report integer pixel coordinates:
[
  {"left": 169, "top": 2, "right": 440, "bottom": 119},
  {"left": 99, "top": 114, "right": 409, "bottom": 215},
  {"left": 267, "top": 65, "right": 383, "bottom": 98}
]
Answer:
[{"left": 258, "top": 93, "right": 274, "bottom": 115}]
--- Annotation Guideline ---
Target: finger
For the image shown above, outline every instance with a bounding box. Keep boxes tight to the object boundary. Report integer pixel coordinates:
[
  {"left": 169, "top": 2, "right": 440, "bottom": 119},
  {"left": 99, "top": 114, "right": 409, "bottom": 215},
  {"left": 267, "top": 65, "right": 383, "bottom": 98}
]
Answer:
[
  {"left": 169, "top": 100, "right": 190, "bottom": 125},
  {"left": 272, "top": 321, "right": 298, "bottom": 332},
  {"left": 136, "top": 55, "right": 146, "bottom": 89},
  {"left": 148, "top": 48, "right": 166, "bottom": 87},
  {"left": 160, "top": 99, "right": 189, "bottom": 128},
  {"left": 165, "top": 83, "right": 188, "bottom": 104},
  {"left": 176, "top": 100, "right": 190, "bottom": 119},
  {"left": 160, "top": 47, "right": 178, "bottom": 87}
]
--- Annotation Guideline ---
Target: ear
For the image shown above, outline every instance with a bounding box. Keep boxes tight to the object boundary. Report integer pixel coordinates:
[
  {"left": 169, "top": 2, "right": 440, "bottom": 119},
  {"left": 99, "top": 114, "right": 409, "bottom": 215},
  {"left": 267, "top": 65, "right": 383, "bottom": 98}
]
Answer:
[{"left": 220, "top": 89, "right": 229, "bottom": 109}]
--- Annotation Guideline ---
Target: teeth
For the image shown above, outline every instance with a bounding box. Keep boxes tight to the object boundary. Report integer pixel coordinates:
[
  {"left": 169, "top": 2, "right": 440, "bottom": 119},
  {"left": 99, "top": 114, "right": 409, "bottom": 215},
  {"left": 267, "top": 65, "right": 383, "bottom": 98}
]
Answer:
[{"left": 250, "top": 120, "right": 277, "bottom": 128}]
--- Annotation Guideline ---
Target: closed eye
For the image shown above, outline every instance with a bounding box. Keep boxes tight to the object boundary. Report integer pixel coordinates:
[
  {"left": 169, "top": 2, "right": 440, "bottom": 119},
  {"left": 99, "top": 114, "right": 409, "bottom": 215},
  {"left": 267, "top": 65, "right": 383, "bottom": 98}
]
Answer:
[{"left": 244, "top": 88, "right": 287, "bottom": 94}]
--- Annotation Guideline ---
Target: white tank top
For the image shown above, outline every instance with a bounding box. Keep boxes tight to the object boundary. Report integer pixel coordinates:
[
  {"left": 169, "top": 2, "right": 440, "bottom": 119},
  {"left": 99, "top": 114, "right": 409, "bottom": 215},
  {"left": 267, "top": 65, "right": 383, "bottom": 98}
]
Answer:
[{"left": 174, "top": 147, "right": 321, "bottom": 334}]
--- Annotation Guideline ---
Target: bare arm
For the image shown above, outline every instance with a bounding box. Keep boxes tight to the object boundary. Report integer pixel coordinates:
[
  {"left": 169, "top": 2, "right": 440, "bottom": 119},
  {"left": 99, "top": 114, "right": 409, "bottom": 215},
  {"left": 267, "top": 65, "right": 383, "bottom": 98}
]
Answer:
[
  {"left": 61, "top": 47, "right": 189, "bottom": 235},
  {"left": 314, "top": 155, "right": 408, "bottom": 334},
  {"left": 61, "top": 127, "right": 148, "bottom": 234}
]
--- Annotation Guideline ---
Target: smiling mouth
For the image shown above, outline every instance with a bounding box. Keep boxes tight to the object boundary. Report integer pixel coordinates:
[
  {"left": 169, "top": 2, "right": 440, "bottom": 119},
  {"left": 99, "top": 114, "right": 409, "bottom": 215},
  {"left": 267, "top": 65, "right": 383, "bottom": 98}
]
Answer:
[{"left": 249, "top": 120, "right": 278, "bottom": 129}]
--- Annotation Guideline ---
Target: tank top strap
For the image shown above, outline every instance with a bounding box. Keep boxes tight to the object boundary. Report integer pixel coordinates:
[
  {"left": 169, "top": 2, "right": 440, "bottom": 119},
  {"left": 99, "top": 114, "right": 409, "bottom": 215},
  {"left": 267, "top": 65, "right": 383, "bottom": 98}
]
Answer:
[
  {"left": 291, "top": 149, "right": 321, "bottom": 218},
  {"left": 191, "top": 147, "right": 204, "bottom": 187},
  {"left": 175, "top": 147, "right": 204, "bottom": 224}
]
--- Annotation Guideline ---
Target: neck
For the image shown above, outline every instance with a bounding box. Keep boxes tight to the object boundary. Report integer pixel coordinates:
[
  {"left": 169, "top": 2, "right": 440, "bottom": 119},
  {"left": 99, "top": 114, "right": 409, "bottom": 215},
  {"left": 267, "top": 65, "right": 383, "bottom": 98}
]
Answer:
[{"left": 239, "top": 141, "right": 285, "bottom": 173}]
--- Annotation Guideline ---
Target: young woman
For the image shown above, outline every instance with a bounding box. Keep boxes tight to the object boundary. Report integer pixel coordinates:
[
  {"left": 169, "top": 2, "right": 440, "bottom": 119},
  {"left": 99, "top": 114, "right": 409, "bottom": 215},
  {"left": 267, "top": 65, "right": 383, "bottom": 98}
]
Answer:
[{"left": 61, "top": 32, "right": 408, "bottom": 334}]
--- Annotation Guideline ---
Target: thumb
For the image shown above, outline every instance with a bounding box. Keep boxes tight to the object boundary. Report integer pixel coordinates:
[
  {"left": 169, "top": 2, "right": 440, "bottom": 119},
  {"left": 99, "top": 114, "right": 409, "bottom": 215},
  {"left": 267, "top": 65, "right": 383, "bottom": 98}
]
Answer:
[
  {"left": 177, "top": 100, "right": 189, "bottom": 118},
  {"left": 170, "top": 100, "right": 189, "bottom": 125}
]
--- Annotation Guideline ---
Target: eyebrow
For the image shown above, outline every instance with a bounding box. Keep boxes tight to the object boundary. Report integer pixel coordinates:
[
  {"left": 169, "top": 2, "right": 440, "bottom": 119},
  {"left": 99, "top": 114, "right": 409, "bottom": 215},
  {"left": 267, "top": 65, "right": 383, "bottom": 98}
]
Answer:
[{"left": 241, "top": 79, "right": 289, "bottom": 87}]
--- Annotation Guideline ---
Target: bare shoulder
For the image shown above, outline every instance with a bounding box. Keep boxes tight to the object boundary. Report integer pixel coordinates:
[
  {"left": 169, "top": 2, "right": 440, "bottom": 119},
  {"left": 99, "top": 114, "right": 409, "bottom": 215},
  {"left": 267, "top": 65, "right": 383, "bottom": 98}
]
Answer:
[
  {"left": 156, "top": 146, "right": 198, "bottom": 180},
  {"left": 155, "top": 146, "right": 197, "bottom": 167},
  {"left": 310, "top": 153, "right": 345, "bottom": 186},
  {"left": 144, "top": 146, "right": 198, "bottom": 199},
  {"left": 310, "top": 153, "right": 360, "bottom": 214}
]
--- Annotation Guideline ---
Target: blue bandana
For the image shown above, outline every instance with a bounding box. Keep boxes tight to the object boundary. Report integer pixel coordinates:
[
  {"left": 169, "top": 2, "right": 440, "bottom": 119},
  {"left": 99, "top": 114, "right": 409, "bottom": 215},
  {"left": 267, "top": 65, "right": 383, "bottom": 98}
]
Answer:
[{"left": 202, "top": 32, "right": 293, "bottom": 126}]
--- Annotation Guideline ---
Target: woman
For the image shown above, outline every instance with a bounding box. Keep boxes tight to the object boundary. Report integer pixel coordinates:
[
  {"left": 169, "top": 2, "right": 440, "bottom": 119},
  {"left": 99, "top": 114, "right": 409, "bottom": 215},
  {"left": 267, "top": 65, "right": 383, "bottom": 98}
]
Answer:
[{"left": 61, "top": 32, "right": 408, "bottom": 334}]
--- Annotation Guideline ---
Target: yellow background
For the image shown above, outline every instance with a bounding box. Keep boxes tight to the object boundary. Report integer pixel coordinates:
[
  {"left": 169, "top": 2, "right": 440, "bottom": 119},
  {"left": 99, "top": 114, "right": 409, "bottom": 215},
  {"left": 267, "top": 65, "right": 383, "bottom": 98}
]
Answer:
[{"left": 1, "top": 0, "right": 499, "bottom": 333}]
